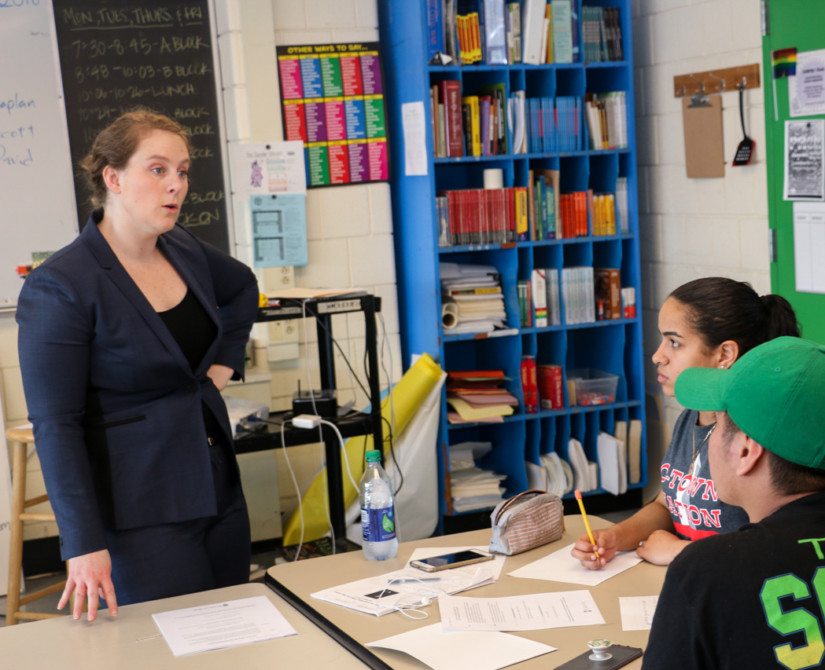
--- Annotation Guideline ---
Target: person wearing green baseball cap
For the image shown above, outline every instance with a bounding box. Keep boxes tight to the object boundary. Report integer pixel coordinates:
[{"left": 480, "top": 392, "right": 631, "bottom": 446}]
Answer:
[{"left": 643, "top": 336, "right": 825, "bottom": 669}]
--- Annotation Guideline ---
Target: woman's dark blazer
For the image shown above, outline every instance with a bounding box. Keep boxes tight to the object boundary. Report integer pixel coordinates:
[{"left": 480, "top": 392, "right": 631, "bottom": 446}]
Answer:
[{"left": 16, "top": 215, "right": 259, "bottom": 560}]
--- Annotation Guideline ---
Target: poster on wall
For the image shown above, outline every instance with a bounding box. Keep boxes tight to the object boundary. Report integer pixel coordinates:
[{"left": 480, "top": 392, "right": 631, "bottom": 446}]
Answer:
[
  {"left": 789, "top": 49, "right": 825, "bottom": 117},
  {"left": 784, "top": 119, "right": 825, "bottom": 201},
  {"left": 276, "top": 42, "right": 389, "bottom": 188}
]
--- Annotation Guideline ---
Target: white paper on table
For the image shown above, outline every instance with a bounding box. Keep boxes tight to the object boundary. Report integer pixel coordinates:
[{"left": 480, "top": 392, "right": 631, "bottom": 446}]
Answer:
[
  {"left": 439, "top": 590, "right": 604, "bottom": 632},
  {"left": 508, "top": 543, "right": 643, "bottom": 586},
  {"left": 367, "top": 622, "right": 556, "bottom": 670},
  {"left": 620, "top": 595, "right": 658, "bottom": 631},
  {"left": 311, "top": 546, "right": 503, "bottom": 616},
  {"left": 152, "top": 595, "right": 297, "bottom": 657}
]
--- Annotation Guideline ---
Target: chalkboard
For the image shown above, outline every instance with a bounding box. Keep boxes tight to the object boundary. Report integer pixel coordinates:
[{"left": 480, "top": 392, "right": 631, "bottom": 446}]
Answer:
[
  {"left": 51, "top": 0, "right": 230, "bottom": 252},
  {"left": 0, "top": 1, "right": 79, "bottom": 308}
]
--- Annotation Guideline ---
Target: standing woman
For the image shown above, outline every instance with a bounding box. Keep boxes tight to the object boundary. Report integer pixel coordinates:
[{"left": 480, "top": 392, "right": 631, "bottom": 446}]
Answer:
[
  {"left": 571, "top": 277, "right": 799, "bottom": 569},
  {"left": 16, "top": 110, "right": 259, "bottom": 619}
]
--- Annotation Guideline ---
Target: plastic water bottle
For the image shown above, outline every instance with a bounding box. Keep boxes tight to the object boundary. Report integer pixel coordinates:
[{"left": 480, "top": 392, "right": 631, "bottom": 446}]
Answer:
[{"left": 360, "top": 449, "right": 398, "bottom": 560}]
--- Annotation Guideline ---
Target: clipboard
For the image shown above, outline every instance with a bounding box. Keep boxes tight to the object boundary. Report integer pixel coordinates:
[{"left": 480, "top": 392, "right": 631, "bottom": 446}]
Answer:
[{"left": 682, "top": 95, "right": 726, "bottom": 178}]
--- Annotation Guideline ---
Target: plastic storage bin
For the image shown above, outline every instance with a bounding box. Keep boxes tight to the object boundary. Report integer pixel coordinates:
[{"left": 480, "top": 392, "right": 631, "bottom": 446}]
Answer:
[{"left": 568, "top": 369, "right": 619, "bottom": 407}]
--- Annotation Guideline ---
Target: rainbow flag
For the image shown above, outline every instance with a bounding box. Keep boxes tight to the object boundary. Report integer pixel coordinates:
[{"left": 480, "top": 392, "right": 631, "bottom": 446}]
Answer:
[{"left": 772, "top": 47, "right": 797, "bottom": 78}]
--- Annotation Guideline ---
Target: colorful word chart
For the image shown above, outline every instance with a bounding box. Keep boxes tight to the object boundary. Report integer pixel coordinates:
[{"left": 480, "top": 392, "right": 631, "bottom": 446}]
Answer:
[{"left": 277, "top": 42, "right": 389, "bottom": 188}]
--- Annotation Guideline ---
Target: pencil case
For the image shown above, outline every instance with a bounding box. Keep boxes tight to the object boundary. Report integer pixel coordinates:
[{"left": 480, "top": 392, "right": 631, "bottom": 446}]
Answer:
[{"left": 489, "top": 490, "right": 564, "bottom": 556}]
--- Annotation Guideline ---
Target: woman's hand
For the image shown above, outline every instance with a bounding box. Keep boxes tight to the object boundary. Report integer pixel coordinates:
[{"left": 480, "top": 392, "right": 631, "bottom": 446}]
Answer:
[
  {"left": 206, "top": 364, "right": 234, "bottom": 391},
  {"left": 571, "top": 528, "right": 620, "bottom": 569},
  {"left": 635, "top": 529, "right": 689, "bottom": 566},
  {"left": 60, "top": 549, "right": 118, "bottom": 621}
]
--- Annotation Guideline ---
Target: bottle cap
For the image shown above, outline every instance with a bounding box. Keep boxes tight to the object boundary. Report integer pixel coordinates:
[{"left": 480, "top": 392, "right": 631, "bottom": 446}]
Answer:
[{"left": 366, "top": 449, "right": 381, "bottom": 461}]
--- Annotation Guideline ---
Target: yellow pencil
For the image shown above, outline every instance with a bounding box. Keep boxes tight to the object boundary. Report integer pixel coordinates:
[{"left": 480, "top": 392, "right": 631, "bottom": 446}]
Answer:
[{"left": 575, "top": 489, "right": 600, "bottom": 559}]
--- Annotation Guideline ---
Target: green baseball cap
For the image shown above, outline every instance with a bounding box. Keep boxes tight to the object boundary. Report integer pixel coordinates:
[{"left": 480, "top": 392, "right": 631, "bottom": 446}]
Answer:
[{"left": 674, "top": 336, "right": 825, "bottom": 469}]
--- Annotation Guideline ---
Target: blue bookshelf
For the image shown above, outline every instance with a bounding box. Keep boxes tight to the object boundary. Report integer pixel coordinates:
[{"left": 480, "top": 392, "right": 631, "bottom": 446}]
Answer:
[{"left": 378, "top": 0, "right": 646, "bottom": 530}]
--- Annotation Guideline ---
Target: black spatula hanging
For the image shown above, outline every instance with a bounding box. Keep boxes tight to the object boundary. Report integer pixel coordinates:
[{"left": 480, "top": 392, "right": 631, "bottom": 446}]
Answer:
[{"left": 732, "top": 83, "right": 755, "bottom": 166}]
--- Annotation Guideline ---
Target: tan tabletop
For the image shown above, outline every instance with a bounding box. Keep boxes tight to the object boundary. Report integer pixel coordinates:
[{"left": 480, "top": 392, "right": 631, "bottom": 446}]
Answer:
[
  {"left": 0, "top": 581, "right": 375, "bottom": 669},
  {"left": 266, "top": 515, "right": 667, "bottom": 669}
]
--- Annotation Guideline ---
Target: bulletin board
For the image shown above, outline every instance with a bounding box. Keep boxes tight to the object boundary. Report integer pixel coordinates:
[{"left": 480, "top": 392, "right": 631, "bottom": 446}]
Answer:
[
  {"left": 276, "top": 42, "right": 389, "bottom": 188},
  {"left": 763, "top": 0, "right": 825, "bottom": 343}
]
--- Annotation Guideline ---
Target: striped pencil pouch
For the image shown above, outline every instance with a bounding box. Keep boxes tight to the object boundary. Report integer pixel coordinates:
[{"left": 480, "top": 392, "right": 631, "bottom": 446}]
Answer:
[{"left": 489, "top": 490, "right": 564, "bottom": 555}]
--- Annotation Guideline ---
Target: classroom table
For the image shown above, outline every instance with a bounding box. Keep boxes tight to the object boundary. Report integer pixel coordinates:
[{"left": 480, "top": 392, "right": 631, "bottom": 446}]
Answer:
[
  {"left": 0, "top": 581, "right": 376, "bottom": 669},
  {"left": 266, "top": 515, "right": 667, "bottom": 669},
  {"left": 0, "top": 516, "right": 664, "bottom": 669}
]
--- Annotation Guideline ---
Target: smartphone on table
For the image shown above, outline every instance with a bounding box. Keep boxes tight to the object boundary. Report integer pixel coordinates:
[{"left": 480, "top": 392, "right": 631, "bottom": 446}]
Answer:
[{"left": 410, "top": 549, "right": 494, "bottom": 572}]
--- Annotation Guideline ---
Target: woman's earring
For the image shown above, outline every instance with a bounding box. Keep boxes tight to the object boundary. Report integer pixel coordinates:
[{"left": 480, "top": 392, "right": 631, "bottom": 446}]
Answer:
[{"left": 719, "top": 364, "right": 725, "bottom": 369}]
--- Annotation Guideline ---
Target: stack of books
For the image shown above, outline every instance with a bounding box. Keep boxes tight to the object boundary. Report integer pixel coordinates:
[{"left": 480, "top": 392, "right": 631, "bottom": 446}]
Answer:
[
  {"left": 436, "top": 186, "right": 528, "bottom": 247},
  {"left": 590, "top": 191, "right": 618, "bottom": 236},
  {"left": 522, "top": 0, "right": 580, "bottom": 65},
  {"left": 561, "top": 266, "right": 596, "bottom": 324},
  {"left": 449, "top": 440, "right": 507, "bottom": 512},
  {"left": 445, "top": 369, "right": 519, "bottom": 423},
  {"left": 526, "top": 96, "right": 582, "bottom": 154},
  {"left": 524, "top": 268, "right": 560, "bottom": 327},
  {"left": 440, "top": 262, "right": 509, "bottom": 335},
  {"left": 461, "top": 83, "right": 508, "bottom": 157},
  {"left": 584, "top": 90, "right": 628, "bottom": 149},
  {"left": 581, "top": 5, "right": 624, "bottom": 63}
]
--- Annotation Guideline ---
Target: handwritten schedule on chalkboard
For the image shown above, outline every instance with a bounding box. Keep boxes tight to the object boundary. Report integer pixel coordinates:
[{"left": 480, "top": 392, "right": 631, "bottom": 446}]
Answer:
[
  {"left": 52, "top": 0, "right": 229, "bottom": 252},
  {"left": 277, "top": 42, "right": 389, "bottom": 188}
]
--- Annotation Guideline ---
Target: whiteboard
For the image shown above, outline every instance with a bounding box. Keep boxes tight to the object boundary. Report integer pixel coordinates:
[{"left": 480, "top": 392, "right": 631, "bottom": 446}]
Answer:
[{"left": 0, "top": 2, "right": 79, "bottom": 308}]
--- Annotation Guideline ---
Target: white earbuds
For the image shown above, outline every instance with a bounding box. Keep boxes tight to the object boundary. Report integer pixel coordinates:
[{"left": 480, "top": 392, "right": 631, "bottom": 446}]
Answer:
[{"left": 420, "top": 596, "right": 431, "bottom": 607}]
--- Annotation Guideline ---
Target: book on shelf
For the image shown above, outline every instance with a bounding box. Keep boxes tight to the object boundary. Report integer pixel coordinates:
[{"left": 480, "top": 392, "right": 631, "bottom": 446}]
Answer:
[
  {"left": 480, "top": 83, "right": 507, "bottom": 154},
  {"left": 581, "top": 5, "right": 623, "bottom": 63},
  {"left": 584, "top": 91, "right": 628, "bottom": 149},
  {"left": 531, "top": 269, "right": 548, "bottom": 327},
  {"left": 594, "top": 267, "right": 622, "bottom": 320},
  {"left": 538, "top": 363, "right": 564, "bottom": 409},
  {"left": 551, "top": 0, "right": 574, "bottom": 64},
  {"left": 561, "top": 266, "right": 595, "bottom": 325},
  {"left": 439, "top": 187, "right": 518, "bottom": 246},
  {"left": 427, "top": 0, "right": 446, "bottom": 61},
  {"left": 520, "top": 355, "right": 538, "bottom": 413},
  {"left": 517, "top": 279, "right": 532, "bottom": 326},
  {"left": 456, "top": 1, "right": 483, "bottom": 64},
  {"left": 616, "top": 176, "right": 629, "bottom": 233},
  {"left": 482, "top": 0, "right": 508, "bottom": 64},
  {"left": 559, "top": 190, "right": 588, "bottom": 238},
  {"left": 621, "top": 286, "right": 636, "bottom": 318},
  {"left": 521, "top": 0, "right": 547, "bottom": 65},
  {"left": 438, "top": 79, "right": 465, "bottom": 157},
  {"left": 514, "top": 186, "right": 528, "bottom": 240},
  {"left": 447, "top": 367, "right": 518, "bottom": 423},
  {"left": 544, "top": 3, "right": 553, "bottom": 63},
  {"left": 436, "top": 194, "right": 450, "bottom": 247},
  {"left": 441, "top": 263, "right": 508, "bottom": 334},
  {"left": 546, "top": 267, "right": 560, "bottom": 324},
  {"left": 505, "top": 1, "right": 522, "bottom": 63},
  {"left": 508, "top": 89, "right": 526, "bottom": 155},
  {"left": 444, "top": 0, "right": 459, "bottom": 62},
  {"left": 461, "top": 94, "right": 482, "bottom": 156},
  {"left": 590, "top": 191, "right": 617, "bottom": 236}
]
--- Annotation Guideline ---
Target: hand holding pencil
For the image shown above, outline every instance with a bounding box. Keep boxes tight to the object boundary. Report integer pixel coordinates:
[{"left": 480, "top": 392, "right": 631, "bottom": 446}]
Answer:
[{"left": 570, "top": 489, "right": 619, "bottom": 570}]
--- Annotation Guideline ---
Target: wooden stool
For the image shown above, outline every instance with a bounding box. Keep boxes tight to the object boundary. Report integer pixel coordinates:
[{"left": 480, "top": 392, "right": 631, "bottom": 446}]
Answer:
[{"left": 5, "top": 425, "right": 66, "bottom": 625}]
